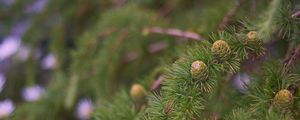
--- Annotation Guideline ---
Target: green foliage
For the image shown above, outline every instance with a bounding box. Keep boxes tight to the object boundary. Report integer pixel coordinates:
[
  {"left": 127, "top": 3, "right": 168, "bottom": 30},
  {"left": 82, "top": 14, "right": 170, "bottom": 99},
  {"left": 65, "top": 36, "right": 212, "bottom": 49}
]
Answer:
[
  {"left": 144, "top": 26, "right": 265, "bottom": 119},
  {"left": 3, "top": 0, "right": 300, "bottom": 120},
  {"left": 94, "top": 91, "right": 139, "bottom": 120},
  {"left": 65, "top": 3, "right": 169, "bottom": 107},
  {"left": 226, "top": 108, "right": 253, "bottom": 120}
]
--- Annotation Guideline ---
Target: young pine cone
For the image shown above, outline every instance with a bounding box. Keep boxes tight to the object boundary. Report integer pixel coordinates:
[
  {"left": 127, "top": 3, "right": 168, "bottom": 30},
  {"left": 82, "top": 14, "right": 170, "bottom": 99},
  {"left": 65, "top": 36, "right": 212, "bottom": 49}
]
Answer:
[
  {"left": 190, "top": 60, "right": 209, "bottom": 81},
  {"left": 130, "top": 84, "right": 147, "bottom": 103},
  {"left": 211, "top": 40, "right": 231, "bottom": 59},
  {"left": 247, "top": 31, "right": 258, "bottom": 41},
  {"left": 273, "top": 89, "right": 293, "bottom": 109}
]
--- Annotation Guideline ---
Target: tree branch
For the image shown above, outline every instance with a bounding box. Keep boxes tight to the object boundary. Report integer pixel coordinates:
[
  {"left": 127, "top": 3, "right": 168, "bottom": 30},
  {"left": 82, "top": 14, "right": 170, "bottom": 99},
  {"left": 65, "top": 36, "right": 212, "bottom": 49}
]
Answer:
[
  {"left": 143, "top": 27, "right": 204, "bottom": 40},
  {"left": 292, "top": 11, "right": 300, "bottom": 19},
  {"left": 281, "top": 44, "right": 300, "bottom": 76},
  {"left": 217, "top": 0, "right": 245, "bottom": 30}
]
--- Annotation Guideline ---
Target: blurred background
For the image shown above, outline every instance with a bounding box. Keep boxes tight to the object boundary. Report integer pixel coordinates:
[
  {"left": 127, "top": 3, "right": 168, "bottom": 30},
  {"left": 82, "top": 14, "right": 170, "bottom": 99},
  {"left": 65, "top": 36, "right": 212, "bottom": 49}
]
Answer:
[{"left": 0, "top": 0, "right": 271, "bottom": 120}]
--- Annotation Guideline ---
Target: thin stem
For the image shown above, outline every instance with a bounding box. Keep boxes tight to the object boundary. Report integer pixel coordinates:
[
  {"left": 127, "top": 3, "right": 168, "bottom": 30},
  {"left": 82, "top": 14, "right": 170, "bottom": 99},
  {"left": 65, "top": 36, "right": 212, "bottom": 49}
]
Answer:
[
  {"left": 217, "top": 0, "right": 245, "bottom": 30},
  {"left": 250, "top": 0, "right": 257, "bottom": 15},
  {"left": 151, "top": 75, "right": 164, "bottom": 91},
  {"left": 64, "top": 75, "right": 79, "bottom": 109},
  {"left": 143, "top": 27, "right": 203, "bottom": 40},
  {"left": 113, "top": 0, "right": 126, "bottom": 9},
  {"left": 288, "top": 79, "right": 300, "bottom": 95},
  {"left": 281, "top": 44, "right": 300, "bottom": 76},
  {"left": 292, "top": 11, "right": 300, "bottom": 19}
]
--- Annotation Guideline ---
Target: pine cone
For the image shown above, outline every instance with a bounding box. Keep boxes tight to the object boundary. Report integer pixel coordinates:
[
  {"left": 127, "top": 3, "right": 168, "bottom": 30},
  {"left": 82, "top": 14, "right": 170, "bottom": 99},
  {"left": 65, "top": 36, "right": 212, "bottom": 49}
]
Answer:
[
  {"left": 130, "top": 84, "right": 147, "bottom": 102},
  {"left": 211, "top": 40, "right": 231, "bottom": 59},
  {"left": 273, "top": 89, "right": 293, "bottom": 109},
  {"left": 247, "top": 31, "right": 258, "bottom": 41},
  {"left": 190, "top": 60, "right": 208, "bottom": 81}
]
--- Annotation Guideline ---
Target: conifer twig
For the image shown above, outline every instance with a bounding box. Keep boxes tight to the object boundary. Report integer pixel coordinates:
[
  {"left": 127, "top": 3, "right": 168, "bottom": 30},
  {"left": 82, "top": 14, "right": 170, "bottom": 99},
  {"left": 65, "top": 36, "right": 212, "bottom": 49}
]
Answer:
[
  {"left": 151, "top": 75, "right": 164, "bottom": 91},
  {"left": 123, "top": 52, "right": 138, "bottom": 63},
  {"left": 148, "top": 41, "right": 169, "bottom": 53},
  {"left": 292, "top": 11, "right": 300, "bottom": 18},
  {"left": 143, "top": 27, "right": 203, "bottom": 40},
  {"left": 113, "top": 0, "right": 126, "bottom": 9},
  {"left": 123, "top": 41, "right": 169, "bottom": 63},
  {"left": 213, "top": 72, "right": 233, "bottom": 119},
  {"left": 281, "top": 6, "right": 300, "bottom": 76},
  {"left": 282, "top": 44, "right": 300, "bottom": 75},
  {"left": 288, "top": 80, "right": 300, "bottom": 95},
  {"left": 250, "top": 0, "right": 257, "bottom": 14},
  {"left": 159, "top": 3, "right": 175, "bottom": 17},
  {"left": 217, "top": 0, "right": 245, "bottom": 30}
]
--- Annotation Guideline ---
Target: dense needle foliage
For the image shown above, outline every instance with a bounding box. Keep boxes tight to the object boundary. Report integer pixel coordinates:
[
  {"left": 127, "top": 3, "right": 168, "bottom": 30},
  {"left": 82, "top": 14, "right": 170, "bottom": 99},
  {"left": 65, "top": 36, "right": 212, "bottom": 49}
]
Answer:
[{"left": 0, "top": 0, "right": 300, "bottom": 120}]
